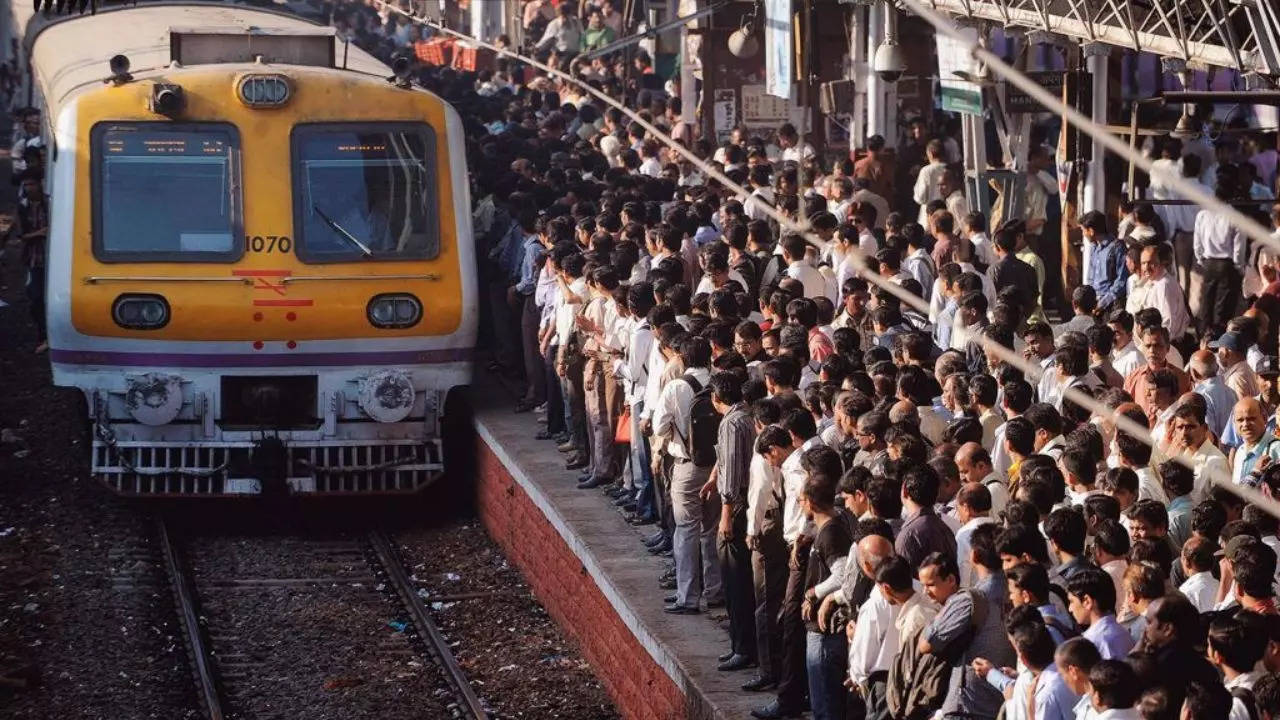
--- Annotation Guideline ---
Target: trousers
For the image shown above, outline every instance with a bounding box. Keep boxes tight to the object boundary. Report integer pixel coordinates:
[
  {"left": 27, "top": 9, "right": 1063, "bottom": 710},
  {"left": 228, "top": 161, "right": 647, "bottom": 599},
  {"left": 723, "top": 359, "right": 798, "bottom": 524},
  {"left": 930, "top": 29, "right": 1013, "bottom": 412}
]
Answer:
[
  {"left": 717, "top": 506, "right": 756, "bottom": 658},
  {"left": 519, "top": 294, "right": 544, "bottom": 404},
  {"left": 543, "top": 343, "right": 565, "bottom": 435},
  {"left": 776, "top": 542, "right": 810, "bottom": 710},
  {"left": 806, "top": 631, "right": 849, "bottom": 720},
  {"left": 670, "top": 460, "right": 722, "bottom": 608},
  {"left": 1200, "top": 257, "right": 1240, "bottom": 335},
  {"left": 752, "top": 523, "right": 787, "bottom": 681}
]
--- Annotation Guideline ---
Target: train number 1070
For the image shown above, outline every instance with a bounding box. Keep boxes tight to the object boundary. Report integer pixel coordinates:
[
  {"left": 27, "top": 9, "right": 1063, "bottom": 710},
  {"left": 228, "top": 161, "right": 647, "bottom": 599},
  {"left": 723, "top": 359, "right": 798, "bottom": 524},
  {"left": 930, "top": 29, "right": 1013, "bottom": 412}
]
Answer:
[{"left": 247, "top": 235, "right": 292, "bottom": 253}]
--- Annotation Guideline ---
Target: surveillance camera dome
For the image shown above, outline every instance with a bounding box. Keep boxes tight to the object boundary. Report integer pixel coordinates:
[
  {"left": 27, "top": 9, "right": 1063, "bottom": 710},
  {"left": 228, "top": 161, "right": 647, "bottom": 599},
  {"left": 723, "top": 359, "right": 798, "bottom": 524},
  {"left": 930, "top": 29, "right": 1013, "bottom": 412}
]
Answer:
[{"left": 873, "top": 41, "right": 906, "bottom": 83}]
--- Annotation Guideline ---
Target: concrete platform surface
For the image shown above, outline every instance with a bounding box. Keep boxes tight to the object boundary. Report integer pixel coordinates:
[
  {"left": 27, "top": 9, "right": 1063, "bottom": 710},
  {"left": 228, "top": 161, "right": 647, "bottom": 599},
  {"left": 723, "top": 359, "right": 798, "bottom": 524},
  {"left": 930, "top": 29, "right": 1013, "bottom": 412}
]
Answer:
[{"left": 473, "top": 389, "right": 764, "bottom": 720}]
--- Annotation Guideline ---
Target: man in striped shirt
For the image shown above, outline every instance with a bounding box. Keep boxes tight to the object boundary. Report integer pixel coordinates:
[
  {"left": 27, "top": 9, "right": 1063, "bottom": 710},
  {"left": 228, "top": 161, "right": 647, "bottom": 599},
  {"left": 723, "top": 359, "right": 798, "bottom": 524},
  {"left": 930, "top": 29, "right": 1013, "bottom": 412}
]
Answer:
[{"left": 706, "top": 372, "right": 759, "bottom": 671}]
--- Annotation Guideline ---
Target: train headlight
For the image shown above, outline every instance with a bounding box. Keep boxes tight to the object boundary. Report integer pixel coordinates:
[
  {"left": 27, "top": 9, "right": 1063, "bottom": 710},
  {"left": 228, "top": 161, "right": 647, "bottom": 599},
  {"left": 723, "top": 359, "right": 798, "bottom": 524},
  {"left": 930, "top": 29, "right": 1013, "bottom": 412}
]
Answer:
[
  {"left": 367, "top": 294, "right": 422, "bottom": 329},
  {"left": 237, "top": 74, "right": 291, "bottom": 107},
  {"left": 358, "top": 370, "right": 415, "bottom": 423},
  {"left": 112, "top": 294, "right": 170, "bottom": 330},
  {"left": 125, "top": 373, "right": 184, "bottom": 426}
]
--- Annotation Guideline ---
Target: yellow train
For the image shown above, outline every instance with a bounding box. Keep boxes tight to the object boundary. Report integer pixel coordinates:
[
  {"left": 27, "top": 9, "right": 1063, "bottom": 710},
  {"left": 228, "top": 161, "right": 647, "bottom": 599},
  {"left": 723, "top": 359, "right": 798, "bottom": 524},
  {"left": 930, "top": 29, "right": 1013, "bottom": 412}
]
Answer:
[{"left": 6, "top": 1, "right": 476, "bottom": 495}]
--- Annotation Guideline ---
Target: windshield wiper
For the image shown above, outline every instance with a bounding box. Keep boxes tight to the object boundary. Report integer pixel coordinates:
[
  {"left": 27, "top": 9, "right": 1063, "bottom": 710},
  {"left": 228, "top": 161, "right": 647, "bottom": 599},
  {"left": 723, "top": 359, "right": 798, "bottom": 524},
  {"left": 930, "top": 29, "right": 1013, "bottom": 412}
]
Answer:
[{"left": 312, "top": 204, "right": 374, "bottom": 258}]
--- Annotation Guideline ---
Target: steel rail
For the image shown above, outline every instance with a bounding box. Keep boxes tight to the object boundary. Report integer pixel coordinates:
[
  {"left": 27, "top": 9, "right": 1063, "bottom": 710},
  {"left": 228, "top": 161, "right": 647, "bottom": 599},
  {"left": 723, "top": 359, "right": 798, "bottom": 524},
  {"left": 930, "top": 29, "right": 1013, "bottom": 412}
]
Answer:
[
  {"left": 158, "top": 519, "right": 226, "bottom": 720},
  {"left": 367, "top": 530, "right": 488, "bottom": 720}
]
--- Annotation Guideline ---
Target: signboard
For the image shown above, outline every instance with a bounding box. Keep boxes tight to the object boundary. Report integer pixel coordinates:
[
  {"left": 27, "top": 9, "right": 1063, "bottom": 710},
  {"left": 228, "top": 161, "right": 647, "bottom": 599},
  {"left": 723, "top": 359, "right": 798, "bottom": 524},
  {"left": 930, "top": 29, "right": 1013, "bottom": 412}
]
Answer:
[
  {"left": 713, "top": 89, "right": 737, "bottom": 143},
  {"left": 742, "top": 84, "right": 792, "bottom": 124},
  {"left": 1005, "top": 71, "right": 1067, "bottom": 114},
  {"left": 937, "top": 26, "right": 982, "bottom": 115},
  {"left": 764, "top": 0, "right": 792, "bottom": 100}
]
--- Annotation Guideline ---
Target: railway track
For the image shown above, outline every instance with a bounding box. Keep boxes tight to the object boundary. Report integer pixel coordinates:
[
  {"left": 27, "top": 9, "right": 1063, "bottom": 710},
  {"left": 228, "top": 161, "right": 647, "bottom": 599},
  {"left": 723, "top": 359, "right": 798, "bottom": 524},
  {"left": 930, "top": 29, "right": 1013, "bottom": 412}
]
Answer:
[{"left": 158, "top": 520, "right": 487, "bottom": 720}]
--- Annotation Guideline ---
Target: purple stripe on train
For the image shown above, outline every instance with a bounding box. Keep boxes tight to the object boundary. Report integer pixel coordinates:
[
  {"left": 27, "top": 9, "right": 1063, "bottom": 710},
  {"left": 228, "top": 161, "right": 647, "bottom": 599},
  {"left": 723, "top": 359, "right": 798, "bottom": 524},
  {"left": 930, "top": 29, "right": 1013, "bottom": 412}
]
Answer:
[{"left": 49, "top": 347, "right": 474, "bottom": 368}]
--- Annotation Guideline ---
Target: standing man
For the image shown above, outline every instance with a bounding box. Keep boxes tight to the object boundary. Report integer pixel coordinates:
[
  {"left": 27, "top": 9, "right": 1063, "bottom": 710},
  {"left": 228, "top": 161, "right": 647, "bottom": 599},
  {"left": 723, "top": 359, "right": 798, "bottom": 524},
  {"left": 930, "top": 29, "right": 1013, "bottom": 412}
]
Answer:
[
  {"left": 653, "top": 337, "right": 722, "bottom": 615},
  {"left": 1194, "top": 182, "right": 1248, "bottom": 335},
  {"left": 706, "top": 373, "right": 758, "bottom": 671},
  {"left": 1080, "top": 211, "right": 1128, "bottom": 315}
]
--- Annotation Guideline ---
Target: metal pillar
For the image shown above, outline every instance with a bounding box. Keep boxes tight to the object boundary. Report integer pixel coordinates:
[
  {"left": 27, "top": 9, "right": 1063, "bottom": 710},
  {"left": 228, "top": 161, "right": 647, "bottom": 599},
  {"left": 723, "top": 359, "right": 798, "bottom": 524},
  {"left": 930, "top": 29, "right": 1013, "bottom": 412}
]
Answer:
[
  {"left": 1083, "top": 42, "right": 1109, "bottom": 214},
  {"left": 851, "top": 5, "right": 867, "bottom": 146},
  {"left": 865, "top": 1, "right": 896, "bottom": 146}
]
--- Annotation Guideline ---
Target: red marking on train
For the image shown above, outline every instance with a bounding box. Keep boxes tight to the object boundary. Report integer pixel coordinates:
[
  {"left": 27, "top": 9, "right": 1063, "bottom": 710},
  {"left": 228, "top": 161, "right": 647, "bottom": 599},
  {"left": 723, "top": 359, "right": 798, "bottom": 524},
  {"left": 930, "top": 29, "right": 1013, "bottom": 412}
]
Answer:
[
  {"left": 286, "top": 312, "right": 297, "bottom": 321},
  {"left": 232, "top": 269, "right": 292, "bottom": 277},
  {"left": 253, "top": 299, "right": 314, "bottom": 307},
  {"left": 253, "top": 312, "right": 264, "bottom": 322},
  {"left": 286, "top": 341, "right": 297, "bottom": 349},
  {"left": 254, "top": 278, "right": 288, "bottom": 296},
  {"left": 252, "top": 341, "right": 264, "bottom": 350}
]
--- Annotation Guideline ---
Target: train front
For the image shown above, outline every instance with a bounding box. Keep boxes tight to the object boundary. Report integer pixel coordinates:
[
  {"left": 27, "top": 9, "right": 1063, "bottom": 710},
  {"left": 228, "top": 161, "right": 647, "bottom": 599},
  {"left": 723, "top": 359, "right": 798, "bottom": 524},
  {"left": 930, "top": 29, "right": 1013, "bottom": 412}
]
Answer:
[{"left": 38, "top": 19, "right": 476, "bottom": 495}]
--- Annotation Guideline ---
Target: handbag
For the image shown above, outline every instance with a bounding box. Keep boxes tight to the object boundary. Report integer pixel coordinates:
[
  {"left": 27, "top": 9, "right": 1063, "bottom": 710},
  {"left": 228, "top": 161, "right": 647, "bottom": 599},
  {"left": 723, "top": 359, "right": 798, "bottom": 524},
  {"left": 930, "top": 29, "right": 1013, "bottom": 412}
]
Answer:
[{"left": 614, "top": 408, "right": 632, "bottom": 444}]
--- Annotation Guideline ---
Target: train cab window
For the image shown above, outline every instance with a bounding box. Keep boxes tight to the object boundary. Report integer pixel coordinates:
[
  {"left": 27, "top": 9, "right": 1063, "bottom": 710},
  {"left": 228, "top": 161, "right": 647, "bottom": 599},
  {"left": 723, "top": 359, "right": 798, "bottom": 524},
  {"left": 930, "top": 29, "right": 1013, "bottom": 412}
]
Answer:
[
  {"left": 92, "top": 123, "right": 242, "bottom": 262},
  {"left": 291, "top": 123, "right": 437, "bottom": 263}
]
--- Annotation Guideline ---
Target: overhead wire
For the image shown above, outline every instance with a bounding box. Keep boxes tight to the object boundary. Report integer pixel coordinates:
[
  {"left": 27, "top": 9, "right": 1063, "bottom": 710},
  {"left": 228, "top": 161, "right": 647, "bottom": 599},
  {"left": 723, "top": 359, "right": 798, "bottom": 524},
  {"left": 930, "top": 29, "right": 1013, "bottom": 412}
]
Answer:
[{"left": 375, "top": 0, "right": 1280, "bottom": 520}]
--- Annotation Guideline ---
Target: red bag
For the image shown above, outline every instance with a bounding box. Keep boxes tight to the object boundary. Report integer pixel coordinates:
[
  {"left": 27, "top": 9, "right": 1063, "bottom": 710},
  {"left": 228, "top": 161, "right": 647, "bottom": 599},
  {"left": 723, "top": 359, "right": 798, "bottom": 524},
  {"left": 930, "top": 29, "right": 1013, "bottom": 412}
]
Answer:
[{"left": 614, "top": 409, "right": 631, "bottom": 445}]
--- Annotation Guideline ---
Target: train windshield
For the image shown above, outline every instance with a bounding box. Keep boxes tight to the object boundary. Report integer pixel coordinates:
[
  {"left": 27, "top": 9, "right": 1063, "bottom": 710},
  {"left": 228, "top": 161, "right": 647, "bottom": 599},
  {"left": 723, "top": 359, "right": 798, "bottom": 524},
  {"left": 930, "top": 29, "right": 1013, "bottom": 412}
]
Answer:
[
  {"left": 93, "top": 124, "right": 241, "bottom": 261},
  {"left": 292, "top": 124, "right": 437, "bottom": 263}
]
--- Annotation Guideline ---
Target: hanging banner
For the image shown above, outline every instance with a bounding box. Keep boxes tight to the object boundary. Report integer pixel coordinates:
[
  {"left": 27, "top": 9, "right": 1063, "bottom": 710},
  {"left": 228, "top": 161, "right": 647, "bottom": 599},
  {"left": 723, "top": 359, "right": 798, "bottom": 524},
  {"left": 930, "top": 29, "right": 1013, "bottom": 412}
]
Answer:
[
  {"left": 937, "top": 26, "right": 982, "bottom": 115},
  {"left": 764, "top": 0, "right": 792, "bottom": 100}
]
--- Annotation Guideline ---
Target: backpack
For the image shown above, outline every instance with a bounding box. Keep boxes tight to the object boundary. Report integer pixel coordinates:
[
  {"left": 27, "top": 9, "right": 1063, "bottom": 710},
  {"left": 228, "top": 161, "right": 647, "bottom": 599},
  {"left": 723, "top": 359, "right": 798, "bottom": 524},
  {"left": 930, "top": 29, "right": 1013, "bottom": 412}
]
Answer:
[{"left": 678, "top": 374, "right": 721, "bottom": 468}]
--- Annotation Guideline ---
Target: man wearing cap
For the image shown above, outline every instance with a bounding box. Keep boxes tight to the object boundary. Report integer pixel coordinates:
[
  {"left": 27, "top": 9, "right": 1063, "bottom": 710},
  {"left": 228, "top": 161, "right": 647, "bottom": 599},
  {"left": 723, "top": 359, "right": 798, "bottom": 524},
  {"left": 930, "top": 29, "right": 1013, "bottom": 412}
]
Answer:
[
  {"left": 1214, "top": 331, "right": 1262, "bottom": 402},
  {"left": 1230, "top": 397, "right": 1280, "bottom": 485}
]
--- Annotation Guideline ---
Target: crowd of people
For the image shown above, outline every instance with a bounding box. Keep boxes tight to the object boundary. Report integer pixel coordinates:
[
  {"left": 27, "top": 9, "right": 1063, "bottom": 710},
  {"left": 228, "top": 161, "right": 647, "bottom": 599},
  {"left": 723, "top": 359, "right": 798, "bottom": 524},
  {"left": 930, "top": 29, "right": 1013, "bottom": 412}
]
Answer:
[
  {"left": 454, "top": 18, "right": 1280, "bottom": 717},
  {"left": 430, "top": 1, "right": 1280, "bottom": 717}
]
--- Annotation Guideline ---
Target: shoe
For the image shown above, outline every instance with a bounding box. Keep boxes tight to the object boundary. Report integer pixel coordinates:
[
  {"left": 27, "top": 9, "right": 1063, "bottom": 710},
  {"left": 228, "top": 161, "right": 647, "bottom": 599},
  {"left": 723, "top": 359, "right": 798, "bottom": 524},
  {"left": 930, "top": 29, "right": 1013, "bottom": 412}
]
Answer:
[
  {"left": 663, "top": 603, "right": 700, "bottom": 615},
  {"left": 535, "top": 403, "right": 548, "bottom": 414},
  {"left": 535, "top": 429, "right": 557, "bottom": 440},
  {"left": 644, "top": 531, "right": 665, "bottom": 544},
  {"left": 664, "top": 594, "right": 677, "bottom": 604},
  {"left": 514, "top": 400, "right": 538, "bottom": 413},
  {"left": 741, "top": 676, "right": 778, "bottom": 692},
  {"left": 750, "top": 701, "right": 802, "bottom": 719},
  {"left": 718, "top": 651, "right": 735, "bottom": 662},
  {"left": 629, "top": 515, "right": 657, "bottom": 526},
  {"left": 565, "top": 456, "right": 588, "bottom": 471},
  {"left": 613, "top": 493, "right": 634, "bottom": 507},
  {"left": 705, "top": 598, "right": 726, "bottom": 609},
  {"left": 557, "top": 441, "right": 576, "bottom": 453},
  {"left": 659, "top": 570, "right": 675, "bottom": 581},
  {"left": 606, "top": 485, "right": 629, "bottom": 498},
  {"left": 576, "top": 473, "right": 594, "bottom": 483},
  {"left": 554, "top": 433, "right": 570, "bottom": 444},
  {"left": 718, "top": 654, "right": 756, "bottom": 672},
  {"left": 577, "top": 476, "right": 610, "bottom": 489},
  {"left": 619, "top": 501, "right": 637, "bottom": 513},
  {"left": 657, "top": 576, "right": 675, "bottom": 590},
  {"left": 647, "top": 539, "right": 672, "bottom": 555}
]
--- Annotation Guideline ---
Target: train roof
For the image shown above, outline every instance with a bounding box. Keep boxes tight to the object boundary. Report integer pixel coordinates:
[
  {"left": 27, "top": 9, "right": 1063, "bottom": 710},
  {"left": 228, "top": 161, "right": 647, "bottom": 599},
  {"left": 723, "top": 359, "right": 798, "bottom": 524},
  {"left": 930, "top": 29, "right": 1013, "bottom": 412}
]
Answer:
[{"left": 13, "top": 2, "right": 390, "bottom": 112}]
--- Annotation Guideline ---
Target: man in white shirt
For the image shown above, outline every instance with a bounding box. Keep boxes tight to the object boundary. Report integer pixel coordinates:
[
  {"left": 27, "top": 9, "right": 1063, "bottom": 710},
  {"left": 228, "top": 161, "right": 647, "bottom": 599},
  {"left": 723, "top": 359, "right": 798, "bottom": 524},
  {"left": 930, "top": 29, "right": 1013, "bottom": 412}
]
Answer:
[
  {"left": 744, "top": 165, "right": 776, "bottom": 222},
  {"left": 1194, "top": 182, "right": 1248, "bottom": 335},
  {"left": 1177, "top": 536, "right": 1218, "bottom": 613},
  {"left": 746, "top": 425, "right": 789, "bottom": 691},
  {"left": 777, "top": 123, "right": 815, "bottom": 164},
  {"left": 1130, "top": 243, "right": 1190, "bottom": 343},
  {"left": 1108, "top": 311, "right": 1146, "bottom": 380},
  {"left": 913, "top": 139, "right": 948, "bottom": 228},
  {"left": 652, "top": 337, "right": 721, "bottom": 614},
  {"left": 780, "top": 234, "right": 826, "bottom": 300},
  {"left": 953, "top": 484, "right": 996, "bottom": 588}
]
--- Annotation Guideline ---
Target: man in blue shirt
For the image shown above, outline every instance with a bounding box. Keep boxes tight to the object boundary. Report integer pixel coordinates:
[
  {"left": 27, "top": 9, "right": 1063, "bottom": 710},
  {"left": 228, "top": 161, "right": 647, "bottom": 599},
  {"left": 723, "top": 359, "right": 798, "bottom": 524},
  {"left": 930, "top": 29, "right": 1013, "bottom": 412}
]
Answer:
[
  {"left": 1081, "top": 211, "right": 1128, "bottom": 313},
  {"left": 1066, "top": 567, "right": 1134, "bottom": 660}
]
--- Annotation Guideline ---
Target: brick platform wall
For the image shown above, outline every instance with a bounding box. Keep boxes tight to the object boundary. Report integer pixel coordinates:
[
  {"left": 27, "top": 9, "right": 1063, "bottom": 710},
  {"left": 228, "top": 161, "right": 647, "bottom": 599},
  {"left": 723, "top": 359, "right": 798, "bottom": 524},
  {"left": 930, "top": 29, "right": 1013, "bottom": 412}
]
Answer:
[{"left": 474, "top": 435, "right": 688, "bottom": 720}]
